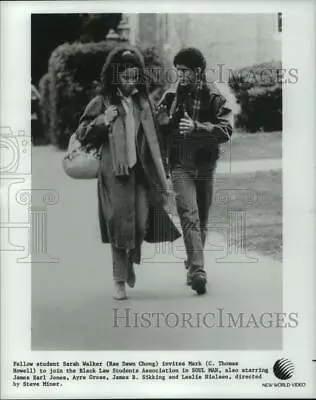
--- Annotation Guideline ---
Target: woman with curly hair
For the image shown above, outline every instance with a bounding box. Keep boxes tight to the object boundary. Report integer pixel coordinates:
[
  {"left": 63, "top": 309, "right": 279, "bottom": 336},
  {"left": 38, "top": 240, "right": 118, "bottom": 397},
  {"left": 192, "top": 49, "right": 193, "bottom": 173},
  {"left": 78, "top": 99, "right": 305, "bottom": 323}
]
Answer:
[{"left": 75, "top": 44, "right": 180, "bottom": 300}]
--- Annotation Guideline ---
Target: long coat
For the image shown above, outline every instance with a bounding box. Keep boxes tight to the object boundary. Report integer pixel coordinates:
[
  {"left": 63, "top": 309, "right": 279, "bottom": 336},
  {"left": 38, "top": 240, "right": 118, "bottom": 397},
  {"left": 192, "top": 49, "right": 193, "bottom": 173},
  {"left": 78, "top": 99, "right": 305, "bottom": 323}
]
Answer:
[{"left": 76, "top": 94, "right": 181, "bottom": 248}]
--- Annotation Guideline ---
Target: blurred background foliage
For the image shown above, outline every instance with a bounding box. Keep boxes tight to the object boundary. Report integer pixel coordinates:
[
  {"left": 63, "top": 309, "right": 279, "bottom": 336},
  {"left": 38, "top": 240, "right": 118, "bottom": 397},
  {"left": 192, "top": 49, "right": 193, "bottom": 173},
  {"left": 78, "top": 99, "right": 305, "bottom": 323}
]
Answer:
[
  {"left": 32, "top": 14, "right": 166, "bottom": 147},
  {"left": 228, "top": 61, "right": 282, "bottom": 132},
  {"left": 32, "top": 14, "right": 282, "bottom": 146},
  {"left": 31, "top": 13, "right": 122, "bottom": 86}
]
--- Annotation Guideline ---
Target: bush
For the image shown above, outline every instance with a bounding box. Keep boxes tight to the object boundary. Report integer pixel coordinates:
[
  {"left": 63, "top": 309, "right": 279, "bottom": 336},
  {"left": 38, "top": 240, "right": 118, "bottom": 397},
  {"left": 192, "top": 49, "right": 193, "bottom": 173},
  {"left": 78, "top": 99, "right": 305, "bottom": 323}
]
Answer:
[
  {"left": 38, "top": 73, "right": 51, "bottom": 141},
  {"left": 48, "top": 41, "right": 115, "bottom": 148},
  {"left": 228, "top": 61, "right": 282, "bottom": 132},
  {"left": 47, "top": 41, "right": 166, "bottom": 149}
]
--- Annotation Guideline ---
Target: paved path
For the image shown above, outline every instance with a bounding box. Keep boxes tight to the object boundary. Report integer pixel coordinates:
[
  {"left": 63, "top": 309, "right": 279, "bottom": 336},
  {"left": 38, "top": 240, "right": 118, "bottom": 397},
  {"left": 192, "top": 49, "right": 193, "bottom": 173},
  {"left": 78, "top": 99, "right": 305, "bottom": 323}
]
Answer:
[
  {"left": 31, "top": 147, "right": 282, "bottom": 351},
  {"left": 38, "top": 145, "right": 282, "bottom": 175}
]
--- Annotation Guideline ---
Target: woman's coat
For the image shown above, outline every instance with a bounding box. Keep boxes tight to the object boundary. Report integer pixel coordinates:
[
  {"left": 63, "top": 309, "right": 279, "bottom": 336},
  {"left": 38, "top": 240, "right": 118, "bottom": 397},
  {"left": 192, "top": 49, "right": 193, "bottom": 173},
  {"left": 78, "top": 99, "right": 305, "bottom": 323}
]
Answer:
[{"left": 76, "top": 94, "right": 181, "bottom": 248}]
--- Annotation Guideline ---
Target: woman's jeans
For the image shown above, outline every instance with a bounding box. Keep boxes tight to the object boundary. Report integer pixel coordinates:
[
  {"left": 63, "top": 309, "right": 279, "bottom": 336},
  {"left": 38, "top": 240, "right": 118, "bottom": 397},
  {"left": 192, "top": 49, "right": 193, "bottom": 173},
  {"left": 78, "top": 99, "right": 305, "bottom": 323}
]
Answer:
[{"left": 171, "top": 164, "right": 214, "bottom": 280}]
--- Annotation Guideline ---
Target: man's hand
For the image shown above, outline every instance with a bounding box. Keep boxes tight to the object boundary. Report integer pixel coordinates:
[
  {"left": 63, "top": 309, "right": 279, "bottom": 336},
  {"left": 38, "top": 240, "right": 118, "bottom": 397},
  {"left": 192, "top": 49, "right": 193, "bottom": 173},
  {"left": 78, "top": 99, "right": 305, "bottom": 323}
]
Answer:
[{"left": 179, "top": 112, "right": 195, "bottom": 136}]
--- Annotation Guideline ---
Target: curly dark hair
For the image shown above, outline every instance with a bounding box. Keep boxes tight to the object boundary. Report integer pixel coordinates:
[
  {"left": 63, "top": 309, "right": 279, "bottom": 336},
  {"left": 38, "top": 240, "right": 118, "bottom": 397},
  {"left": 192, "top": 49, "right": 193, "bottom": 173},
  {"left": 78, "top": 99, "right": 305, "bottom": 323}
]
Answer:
[
  {"left": 100, "top": 44, "right": 150, "bottom": 103},
  {"left": 173, "top": 47, "right": 207, "bottom": 72}
]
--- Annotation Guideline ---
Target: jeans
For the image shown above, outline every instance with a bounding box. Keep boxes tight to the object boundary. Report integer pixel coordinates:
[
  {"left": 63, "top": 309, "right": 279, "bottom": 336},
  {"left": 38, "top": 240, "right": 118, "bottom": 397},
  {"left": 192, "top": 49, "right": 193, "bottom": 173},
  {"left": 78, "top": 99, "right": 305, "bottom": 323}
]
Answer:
[{"left": 171, "top": 164, "right": 214, "bottom": 279}]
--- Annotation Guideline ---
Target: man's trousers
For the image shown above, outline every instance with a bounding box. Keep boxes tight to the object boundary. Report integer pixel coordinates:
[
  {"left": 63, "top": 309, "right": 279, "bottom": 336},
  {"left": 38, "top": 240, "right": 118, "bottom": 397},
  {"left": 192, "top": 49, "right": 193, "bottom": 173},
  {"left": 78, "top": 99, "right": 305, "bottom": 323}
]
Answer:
[{"left": 171, "top": 164, "right": 215, "bottom": 279}]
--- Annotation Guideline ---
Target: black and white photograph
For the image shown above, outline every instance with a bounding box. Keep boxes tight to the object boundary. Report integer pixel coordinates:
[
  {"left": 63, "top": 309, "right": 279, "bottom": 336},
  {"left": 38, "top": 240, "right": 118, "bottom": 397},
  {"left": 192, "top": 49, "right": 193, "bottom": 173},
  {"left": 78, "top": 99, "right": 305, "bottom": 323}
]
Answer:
[
  {"left": 30, "top": 12, "right": 285, "bottom": 350},
  {"left": 1, "top": 1, "right": 315, "bottom": 399}
]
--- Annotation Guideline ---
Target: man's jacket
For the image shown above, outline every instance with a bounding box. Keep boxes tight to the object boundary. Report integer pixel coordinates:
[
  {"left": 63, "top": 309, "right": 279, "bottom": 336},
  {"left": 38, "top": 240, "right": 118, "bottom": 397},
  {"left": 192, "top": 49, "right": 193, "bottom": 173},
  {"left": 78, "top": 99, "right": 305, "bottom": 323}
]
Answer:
[{"left": 156, "top": 82, "right": 233, "bottom": 174}]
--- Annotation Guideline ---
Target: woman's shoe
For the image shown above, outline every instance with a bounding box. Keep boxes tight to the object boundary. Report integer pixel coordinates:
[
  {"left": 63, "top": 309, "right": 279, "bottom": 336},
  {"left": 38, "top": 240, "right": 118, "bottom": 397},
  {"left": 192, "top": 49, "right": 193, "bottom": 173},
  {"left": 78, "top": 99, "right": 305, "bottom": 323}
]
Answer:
[{"left": 114, "top": 282, "right": 127, "bottom": 300}]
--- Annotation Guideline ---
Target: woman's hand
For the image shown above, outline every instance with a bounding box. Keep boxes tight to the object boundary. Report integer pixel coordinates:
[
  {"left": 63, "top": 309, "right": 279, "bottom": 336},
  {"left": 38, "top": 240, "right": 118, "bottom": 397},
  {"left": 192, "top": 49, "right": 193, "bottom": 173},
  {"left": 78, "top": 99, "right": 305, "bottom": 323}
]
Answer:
[
  {"left": 104, "top": 106, "right": 118, "bottom": 125},
  {"left": 156, "top": 103, "right": 168, "bottom": 114},
  {"left": 155, "top": 103, "right": 170, "bottom": 125},
  {"left": 179, "top": 112, "right": 195, "bottom": 136}
]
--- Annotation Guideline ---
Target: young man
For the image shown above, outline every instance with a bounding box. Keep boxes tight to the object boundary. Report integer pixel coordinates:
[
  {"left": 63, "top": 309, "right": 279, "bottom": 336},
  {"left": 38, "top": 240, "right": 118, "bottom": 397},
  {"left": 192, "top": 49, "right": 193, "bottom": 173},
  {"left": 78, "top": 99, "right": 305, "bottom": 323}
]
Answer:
[{"left": 156, "top": 47, "right": 233, "bottom": 295}]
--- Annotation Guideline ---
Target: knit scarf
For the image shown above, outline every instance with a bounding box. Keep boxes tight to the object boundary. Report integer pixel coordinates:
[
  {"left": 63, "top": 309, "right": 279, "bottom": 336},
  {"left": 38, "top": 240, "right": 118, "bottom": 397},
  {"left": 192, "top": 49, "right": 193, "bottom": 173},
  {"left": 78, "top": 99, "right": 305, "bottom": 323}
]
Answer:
[{"left": 106, "top": 90, "right": 140, "bottom": 177}]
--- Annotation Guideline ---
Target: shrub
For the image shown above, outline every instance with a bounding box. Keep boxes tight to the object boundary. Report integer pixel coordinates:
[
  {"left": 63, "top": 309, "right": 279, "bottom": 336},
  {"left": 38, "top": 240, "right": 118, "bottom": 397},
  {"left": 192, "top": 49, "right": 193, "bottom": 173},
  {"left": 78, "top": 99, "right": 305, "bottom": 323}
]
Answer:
[
  {"left": 48, "top": 41, "right": 116, "bottom": 148},
  {"left": 228, "top": 61, "right": 282, "bottom": 132},
  {"left": 38, "top": 73, "right": 51, "bottom": 141},
  {"left": 48, "top": 41, "right": 166, "bottom": 149}
]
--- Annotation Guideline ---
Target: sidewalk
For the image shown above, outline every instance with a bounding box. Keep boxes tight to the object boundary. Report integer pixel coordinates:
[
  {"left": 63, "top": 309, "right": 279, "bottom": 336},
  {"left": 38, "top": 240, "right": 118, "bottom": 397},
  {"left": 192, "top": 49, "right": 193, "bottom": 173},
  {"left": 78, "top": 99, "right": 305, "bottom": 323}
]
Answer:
[
  {"left": 35, "top": 145, "right": 282, "bottom": 175},
  {"left": 32, "top": 218, "right": 283, "bottom": 351},
  {"left": 30, "top": 145, "right": 283, "bottom": 351}
]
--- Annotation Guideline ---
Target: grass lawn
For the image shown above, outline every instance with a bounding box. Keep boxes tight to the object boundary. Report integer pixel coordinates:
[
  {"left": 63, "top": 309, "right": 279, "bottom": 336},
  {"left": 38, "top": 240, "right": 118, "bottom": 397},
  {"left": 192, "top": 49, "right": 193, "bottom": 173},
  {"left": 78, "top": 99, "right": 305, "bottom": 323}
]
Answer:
[
  {"left": 220, "top": 131, "right": 282, "bottom": 162},
  {"left": 211, "top": 169, "right": 282, "bottom": 262}
]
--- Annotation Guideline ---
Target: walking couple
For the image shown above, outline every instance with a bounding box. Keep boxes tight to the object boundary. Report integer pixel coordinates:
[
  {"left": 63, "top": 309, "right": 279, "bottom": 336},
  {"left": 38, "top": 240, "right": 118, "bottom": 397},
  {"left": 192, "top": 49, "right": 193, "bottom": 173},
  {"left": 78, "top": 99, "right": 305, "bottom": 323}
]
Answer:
[{"left": 75, "top": 44, "right": 233, "bottom": 300}]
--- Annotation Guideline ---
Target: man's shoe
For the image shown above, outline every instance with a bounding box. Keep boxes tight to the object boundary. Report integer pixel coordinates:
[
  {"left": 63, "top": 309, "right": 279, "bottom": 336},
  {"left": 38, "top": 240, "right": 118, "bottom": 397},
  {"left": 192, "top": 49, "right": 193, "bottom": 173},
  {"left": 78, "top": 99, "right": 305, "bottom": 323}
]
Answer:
[
  {"left": 185, "top": 260, "right": 192, "bottom": 285},
  {"left": 191, "top": 275, "right": 207, "bottom": 295},
  {"left": 186, "top": 271, "right": 192, "bottom": 286},
  {"left": 114, "top": 282, "right": 127, "bottom": 300}
]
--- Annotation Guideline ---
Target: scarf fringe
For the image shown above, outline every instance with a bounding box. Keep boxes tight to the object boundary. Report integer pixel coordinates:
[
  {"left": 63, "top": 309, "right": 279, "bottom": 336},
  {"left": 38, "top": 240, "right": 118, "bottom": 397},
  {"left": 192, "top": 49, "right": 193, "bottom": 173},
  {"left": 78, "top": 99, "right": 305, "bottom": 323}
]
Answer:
[{"left": 116, "top": 164, "right": 130, "bottom": 176}]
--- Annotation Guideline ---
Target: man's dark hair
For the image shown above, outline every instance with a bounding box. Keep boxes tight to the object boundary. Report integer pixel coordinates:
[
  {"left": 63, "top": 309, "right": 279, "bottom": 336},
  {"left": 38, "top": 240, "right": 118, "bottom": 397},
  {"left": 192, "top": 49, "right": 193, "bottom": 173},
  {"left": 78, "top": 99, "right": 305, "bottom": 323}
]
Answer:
[{"left": 173, "top": 47, "right": 207, "bottom": 72}]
